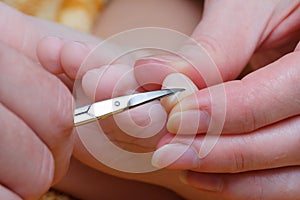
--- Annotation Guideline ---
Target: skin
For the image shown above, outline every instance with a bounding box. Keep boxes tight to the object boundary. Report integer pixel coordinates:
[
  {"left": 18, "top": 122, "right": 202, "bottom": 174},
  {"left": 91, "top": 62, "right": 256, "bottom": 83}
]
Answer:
[
  {"left": 0, "top": 1, "right": 206, "bottom": 200},
  {"left": 3, "top": 0, "right": 299, "bottom": 199},
  {"left": 133, "top": 0, "right": 300, "bottom": 199},
  {"left": 38, "top": 0, "right": 300, "bottom": 199},
  {"left": 37, "top": 1, "right": 210, "bottom": 199},
  {"left": 0, "top": 2, "right": 147, "bottom": 200},
  {"left": 0, "top": 12, "right": 74, "bottom": 200},
  {"left": 0, "top": 2, "right": 106, "bottom": 199},
  {"left": 92, "top": 0, "right": 202, "bottom": 38}
]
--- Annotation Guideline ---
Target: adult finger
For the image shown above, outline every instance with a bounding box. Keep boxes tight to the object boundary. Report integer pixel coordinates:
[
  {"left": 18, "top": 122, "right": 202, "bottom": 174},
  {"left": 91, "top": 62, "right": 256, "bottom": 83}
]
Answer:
[
  {"left": 134, "top": 1, "right": 300, "bottom": 90},
  {"left": 80, "top": 64, "right": 168, "bottom": 152},
  {"left": 1, "top": 3, "right": 135, "bottom": 84},
  {"left": 167, "top": 49, "right": 300, "bottom": 134},
  {"left": 82, "top": 64, "right": 140, "bottom": 100},
  {"left": 0, "top": 43, "right": 73, "bottom": 183},
  {"left": 0, "top": 104, "right": 54, "bottom": 199},
  {"left": 152, "top": 116, "right": 300, "bottom": 172},
  {"left": 0, "top": 2, "right": 100, "bottom": 62},
  {"left": 37, "top": 37, "right": 92, "bottom": 79},
  {"left": 181, "top": 167, "right": 300, "bottom": 200},
  {"left": 37, "top": 37, "right": 130, "bottom": 80},
  {"left": 0, "top": 185, "right": 22, "bottom": 200}
]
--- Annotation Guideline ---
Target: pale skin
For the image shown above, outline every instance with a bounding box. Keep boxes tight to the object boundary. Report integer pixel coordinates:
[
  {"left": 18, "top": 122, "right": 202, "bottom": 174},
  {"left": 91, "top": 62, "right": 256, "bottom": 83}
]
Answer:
[
  {"left": 2, "top": 0, "right": 300, "bottom": 200},
  {"left": 0, "top": 1, "right": 205, "bottom": 200},
  {"left": 134, "top": 0, "right": 300, "bottom": 200},
  {"left": 0, "top": 3, "right": 96, "bottom": 199},
  {"left": 41, "top": 1, "right": 300, "bottom": 200},
  {"left": 38, "top": 1, "right": 209, "bottom": 199}
]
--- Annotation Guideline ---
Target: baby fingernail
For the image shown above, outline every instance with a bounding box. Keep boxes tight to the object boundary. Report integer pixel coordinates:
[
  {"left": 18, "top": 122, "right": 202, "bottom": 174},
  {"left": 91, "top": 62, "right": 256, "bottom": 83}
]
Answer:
[
  {"left": 152, "top": 144, "right": 199, "bottom": 169},
  {"left": 182, "top": 172, "right": 224, "bottom": 192},
  {"left": 73, "top": 40, "right": 90, "bottom": 51},
  {"left": 161, "top": 73, "right": 198, "bottom": 113},
  {"left": 82, "top": 68, "right": 102, "bottom": 99},
  {"left": 167, "top": 110, "right": 210, "bottom": 134}
]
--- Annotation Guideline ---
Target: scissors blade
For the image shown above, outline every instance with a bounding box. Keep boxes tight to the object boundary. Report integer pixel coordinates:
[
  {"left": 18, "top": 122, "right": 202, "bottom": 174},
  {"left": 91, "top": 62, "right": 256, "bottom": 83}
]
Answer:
[
  {"left": 74, "top": 88, "right": 184, "bottom": 126},
  {"left": 127, "top": 88, "right": 185, "bottom": 108}
]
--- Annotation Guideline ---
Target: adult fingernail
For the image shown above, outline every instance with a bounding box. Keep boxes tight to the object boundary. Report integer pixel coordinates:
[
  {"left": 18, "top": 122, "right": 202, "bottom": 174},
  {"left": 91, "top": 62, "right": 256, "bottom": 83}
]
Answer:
[
  {"left": 152, "top": 143, "right": 199, "bottom": 169},
  {"left": 167, "top": 110, "right": 210, "bottom": 134},
  {"left": 181, "top": 171, "right": 224, "bottom": 192},
  {"left": 134, "top": 56, "right": 189, "bottom": 90},
  {"left": 139, "top": 55, "right": 190, "bottom": 69},
  {"left": 161, "top": 73, "right": 198, "bottom": 113}
]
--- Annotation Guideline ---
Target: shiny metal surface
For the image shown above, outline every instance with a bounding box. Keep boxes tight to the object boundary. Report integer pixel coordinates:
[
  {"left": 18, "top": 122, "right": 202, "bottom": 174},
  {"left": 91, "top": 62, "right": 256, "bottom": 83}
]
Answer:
[{"left": 74, "top": 88, "right": 185, "bottom": 126}]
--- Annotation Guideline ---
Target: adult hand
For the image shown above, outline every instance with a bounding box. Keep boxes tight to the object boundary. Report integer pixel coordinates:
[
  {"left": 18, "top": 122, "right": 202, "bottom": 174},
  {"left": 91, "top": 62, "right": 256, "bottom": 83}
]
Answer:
[
  {"left": 0, "top": 2, "right": 100, "bottom": 67},
  {"left": 135, "top": 0, "right": 300, "bottom": 89},
  {"left": 2, "top": 0, "right": 161, "bottom": 158},
  {"left": 133, "top": 1, "right": 300, "bottom": 199},
  {"left": 0, "top": 4, "right": 103, "bottom": 199},
  {"left": 152, "top": 46, "right": 300, "bottom": 199},
  {"left": 0, "top": 41, "right": 73, "bottom": 199},
  {"left": 36, "top": 34, "right": 212, "bottom": 200}
]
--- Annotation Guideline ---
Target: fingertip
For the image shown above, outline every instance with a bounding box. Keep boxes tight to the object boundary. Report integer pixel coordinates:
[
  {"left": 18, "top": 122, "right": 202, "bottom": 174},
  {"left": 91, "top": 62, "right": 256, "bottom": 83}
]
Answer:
[
  {"left": 167, "top": 110, "right": 210, "bottom": 134},
  {"left": 82, "top": 68, "right": 104, "bottom": 100},
  {"left": 0, "top": 185, "right": 22, "bottom": 200},
  {"left": 134, "top": 58, "right": 176, "bottom": 90},
  {"left": 152, "top": 143, "right": 199, "bottom": 169},
  {"left": 82, "top": 64, "right": 139, "bottom": 101},
  {"left": 112, "top": 101, "right": 167, "bottom": 139},
  {"left": 61, "top": 41, "right": 91, "bottom": 79},
  {"left": 156, "top": 133, "right": 175, "bottom": 148},
  {"left": 161, "top": 73, "right": 198, "bottom": 113},
  {"left": 152, "top": 144, "right": 181, "bottom": 168},
  {"left": 135, "top": 55, "right": 208, "bottom": 90},
  {"left": 37, "top": 36, "right": 64, "bottom": 74}
]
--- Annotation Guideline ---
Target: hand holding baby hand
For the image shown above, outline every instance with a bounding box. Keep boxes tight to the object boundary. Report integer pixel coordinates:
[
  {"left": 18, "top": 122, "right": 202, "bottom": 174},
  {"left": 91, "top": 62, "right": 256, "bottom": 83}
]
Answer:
[{"left": 133, "top": 1, "right": 300, "bottom": 199}]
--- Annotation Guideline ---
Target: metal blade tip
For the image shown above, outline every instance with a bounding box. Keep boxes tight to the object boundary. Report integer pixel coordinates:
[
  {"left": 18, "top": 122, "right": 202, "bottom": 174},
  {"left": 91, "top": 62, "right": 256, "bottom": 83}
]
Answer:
[{"left": 168, "top": 88, "right": 186, "bottom": 94}]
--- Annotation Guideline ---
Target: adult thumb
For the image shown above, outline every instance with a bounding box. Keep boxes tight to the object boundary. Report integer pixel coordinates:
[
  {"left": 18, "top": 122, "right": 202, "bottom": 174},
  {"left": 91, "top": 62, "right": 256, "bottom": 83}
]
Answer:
[{"left": 134, "top": 1, "right": 279, "bottom": 90}]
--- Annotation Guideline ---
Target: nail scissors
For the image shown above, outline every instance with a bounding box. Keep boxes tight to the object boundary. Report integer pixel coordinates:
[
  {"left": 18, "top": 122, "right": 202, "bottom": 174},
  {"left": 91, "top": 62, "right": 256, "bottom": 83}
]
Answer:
[{"left": 74, "top": 88, "right": 185, "bottom": 126}]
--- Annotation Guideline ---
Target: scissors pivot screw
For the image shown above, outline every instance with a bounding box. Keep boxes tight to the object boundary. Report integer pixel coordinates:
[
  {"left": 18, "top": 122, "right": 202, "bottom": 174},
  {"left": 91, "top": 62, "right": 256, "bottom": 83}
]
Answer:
[{"left": 74, "top": 88, "right": 185, "bottom": 126}]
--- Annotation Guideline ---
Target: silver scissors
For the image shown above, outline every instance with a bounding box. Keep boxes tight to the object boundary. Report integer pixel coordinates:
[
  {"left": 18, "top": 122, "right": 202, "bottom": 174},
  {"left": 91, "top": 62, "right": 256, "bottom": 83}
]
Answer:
[{"left": 74, "top": 88, "right": 185, "bottom": 126}]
